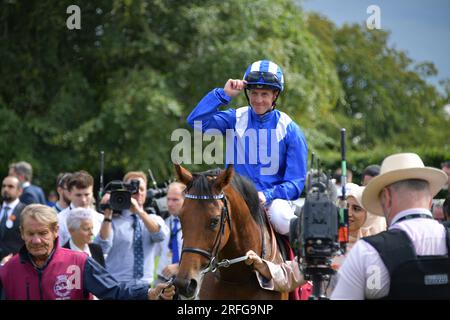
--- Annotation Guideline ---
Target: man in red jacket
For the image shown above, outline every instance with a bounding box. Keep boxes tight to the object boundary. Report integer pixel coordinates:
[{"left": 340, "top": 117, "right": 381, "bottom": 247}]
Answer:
[{"left": 0, "top": 204, "right": 175, "bottom": 300}]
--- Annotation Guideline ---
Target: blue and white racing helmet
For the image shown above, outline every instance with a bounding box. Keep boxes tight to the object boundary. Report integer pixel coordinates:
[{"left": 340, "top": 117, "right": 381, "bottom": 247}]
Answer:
[{"left": 243, "top": 60, "right": 284, "bottom": 92}]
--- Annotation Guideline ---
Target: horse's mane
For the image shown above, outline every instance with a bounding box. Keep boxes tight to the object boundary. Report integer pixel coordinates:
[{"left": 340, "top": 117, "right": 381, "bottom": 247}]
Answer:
[{"left": 186, "top": 168, "right": 265, "bottom": 226}]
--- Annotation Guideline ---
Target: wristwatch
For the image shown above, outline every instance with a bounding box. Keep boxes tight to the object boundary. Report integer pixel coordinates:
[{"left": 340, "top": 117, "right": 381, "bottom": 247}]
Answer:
[{"left": 103, "top": 218, "right": 112, "bottom": 222}]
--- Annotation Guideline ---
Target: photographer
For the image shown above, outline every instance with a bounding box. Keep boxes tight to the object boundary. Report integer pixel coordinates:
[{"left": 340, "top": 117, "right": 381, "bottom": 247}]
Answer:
[{"left": 95, "top": 171, "right": 169, "bottom": 286}]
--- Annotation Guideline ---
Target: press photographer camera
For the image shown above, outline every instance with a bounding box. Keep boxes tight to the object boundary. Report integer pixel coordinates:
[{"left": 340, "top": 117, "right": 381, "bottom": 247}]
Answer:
[{"left": 99, "top": 179, "right": 140, "bottom": 212}]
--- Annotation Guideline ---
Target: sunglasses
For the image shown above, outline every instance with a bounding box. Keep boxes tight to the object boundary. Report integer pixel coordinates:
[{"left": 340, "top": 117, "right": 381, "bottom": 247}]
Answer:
[{"left": 245, "top": 71, "right": 281, "bottom": 85}]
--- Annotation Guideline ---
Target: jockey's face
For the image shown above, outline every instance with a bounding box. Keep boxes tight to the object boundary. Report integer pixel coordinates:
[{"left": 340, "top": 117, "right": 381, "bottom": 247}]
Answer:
[{"left": 248, "top": 89, "right": 278, "bottom": 115}]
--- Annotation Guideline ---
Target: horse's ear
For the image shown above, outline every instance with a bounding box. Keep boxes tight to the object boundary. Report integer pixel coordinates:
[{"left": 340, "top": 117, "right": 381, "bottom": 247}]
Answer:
[
  {"left": 214, "top": 165, "right": 234, "bottom": 191},
  {"left": 174, "top": 164, "right": 192, "bottom": 185}
]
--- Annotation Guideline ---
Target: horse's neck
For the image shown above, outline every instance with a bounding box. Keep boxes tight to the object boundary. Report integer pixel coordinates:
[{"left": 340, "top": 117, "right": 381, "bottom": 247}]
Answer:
[
  {"left": 223, "top": 196, "right": 262, "bottom": 256},
  {"left": 215, "top": 197, "right": 260, "bottom": 279}
]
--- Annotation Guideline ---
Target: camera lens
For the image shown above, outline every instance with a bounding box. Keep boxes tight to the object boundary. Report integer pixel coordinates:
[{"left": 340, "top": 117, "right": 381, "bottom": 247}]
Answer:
[{"left": 110, "top": 190, "right": 132, "bottom": 211}]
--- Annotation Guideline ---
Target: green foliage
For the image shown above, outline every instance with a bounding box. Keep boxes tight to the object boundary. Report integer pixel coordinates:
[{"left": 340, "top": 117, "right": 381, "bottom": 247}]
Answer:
[{"left": 0, "top": 0, "right": 448, "bottom": 194}]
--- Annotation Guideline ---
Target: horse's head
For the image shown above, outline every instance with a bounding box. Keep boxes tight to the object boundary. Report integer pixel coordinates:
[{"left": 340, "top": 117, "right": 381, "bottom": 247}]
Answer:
[{"left": 173, "top": 164, "right": 234, "bottom": 299}]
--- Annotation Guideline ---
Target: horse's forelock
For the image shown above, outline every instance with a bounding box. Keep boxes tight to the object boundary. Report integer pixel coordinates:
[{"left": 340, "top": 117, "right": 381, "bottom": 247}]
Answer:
[{"left": 186, "top": 169, "right": 264, "bottom": 226}]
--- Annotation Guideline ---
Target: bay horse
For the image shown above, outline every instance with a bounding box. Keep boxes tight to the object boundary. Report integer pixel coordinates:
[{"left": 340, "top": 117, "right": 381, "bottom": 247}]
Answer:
[{"left": 174, "top": 164, "right": 288, "bottom": 300}]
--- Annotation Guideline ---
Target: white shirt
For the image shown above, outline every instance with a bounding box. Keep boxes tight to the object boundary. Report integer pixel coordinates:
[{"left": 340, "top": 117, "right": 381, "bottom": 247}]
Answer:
[
  {"left": 21, "top": 182, "right": 30, "bottom": 189},
  {"left": 0, "top": 199, "right": 20, "bottom": 222},
  {"left": 155, "top": 215, "right": 183, "bottom": 278},
  {"left": 58, "top": 204, "right": 104, "bottom": 246},
  {"left": 69, "top": 238, "right": 91, "bottom": 257},
  {"left": 331, "top": 208, "right": 448, "bottom": 300}
]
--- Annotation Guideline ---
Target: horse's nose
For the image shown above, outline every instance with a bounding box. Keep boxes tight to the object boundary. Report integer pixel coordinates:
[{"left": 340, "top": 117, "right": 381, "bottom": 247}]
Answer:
[{"left": 175, "top": 277, "right": 198, "bottom": 298}]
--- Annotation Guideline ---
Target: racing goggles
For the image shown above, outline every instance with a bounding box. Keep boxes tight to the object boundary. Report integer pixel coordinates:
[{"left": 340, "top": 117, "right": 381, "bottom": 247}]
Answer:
[{"left": 245, "top": 71, "right": 281, "bottom": 87}]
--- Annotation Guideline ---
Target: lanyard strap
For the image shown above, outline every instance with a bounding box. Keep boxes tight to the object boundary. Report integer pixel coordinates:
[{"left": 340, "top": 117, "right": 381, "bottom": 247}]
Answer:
[{"left": 394, "top": 213, "right": 433, "bottom": 225}]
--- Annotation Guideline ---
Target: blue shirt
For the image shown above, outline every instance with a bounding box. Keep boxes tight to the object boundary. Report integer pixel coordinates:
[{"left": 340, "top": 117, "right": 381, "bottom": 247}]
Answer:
[
  {"left": 187, "top": 88, "right": 308, "bottom": 203},
  {"left": 95, "top": 210, "right": 169, "bottom": 285}
]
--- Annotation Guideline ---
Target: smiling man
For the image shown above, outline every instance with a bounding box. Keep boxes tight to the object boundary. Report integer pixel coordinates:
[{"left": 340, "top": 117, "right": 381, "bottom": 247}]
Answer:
[{"left": 187, "top": 60, "right": 308, "bottom": 236}]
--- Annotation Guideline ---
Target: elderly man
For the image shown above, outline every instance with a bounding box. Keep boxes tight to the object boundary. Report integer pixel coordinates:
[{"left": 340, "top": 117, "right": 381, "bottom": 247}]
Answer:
[
  {"left": 0, "top": 176, "right": 27, "bottom": 261},
  {"left": 0, "top": 204, "right": 175, "bottom": 300},
  {"left": 96, "top": 171, "right": 169, "bottom": 286},
  {"left": 331, "top": 153, "right": 450, "bottom": 299}
]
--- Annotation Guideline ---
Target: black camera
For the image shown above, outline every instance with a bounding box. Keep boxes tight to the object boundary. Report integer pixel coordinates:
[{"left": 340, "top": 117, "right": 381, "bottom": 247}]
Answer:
[
  {"left": 100, "top": 179, "right": 140, "bottom": 212},
  {"left": 290, "top": 171, "right": 339, "bottom": 262},
  {"left": 144, "top": 186, "right": 169, "bottom": 219},
  {"left": 289, "top": 170, "right": 341, "bottom": 299}
]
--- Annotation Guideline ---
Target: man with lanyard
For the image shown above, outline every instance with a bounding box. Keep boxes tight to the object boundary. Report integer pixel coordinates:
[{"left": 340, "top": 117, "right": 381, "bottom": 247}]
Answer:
[
  {"left": 187, "top": 60, "right": 308, "bottom": 236},
  {"left": 331, "top": 153, "right": 450, "bottom": 299},
  {"left": 155, "top": 182, "right": 185, "bottom": 284}
]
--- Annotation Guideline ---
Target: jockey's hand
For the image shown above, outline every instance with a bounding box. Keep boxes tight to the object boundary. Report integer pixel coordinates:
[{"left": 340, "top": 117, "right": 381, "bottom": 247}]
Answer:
[
  {"left": 258, "top": 192, "right": 266, "bottom": 206},
  {"left": 224, "top": 79, "right": 247, "bottom": 97},
  {"left": 245, "top": 250, "right": 272, "bottom": 280}
]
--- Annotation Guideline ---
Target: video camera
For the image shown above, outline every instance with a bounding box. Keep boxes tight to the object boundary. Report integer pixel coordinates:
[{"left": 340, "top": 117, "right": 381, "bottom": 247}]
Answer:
[
  {"left": 144, "top": 186, "right": 169, "bottom": 219},
  {"left": 289, "top": 130, "right": 349, "bottom": 299},
  {"left": 100, "top": 179, "right": 140, "bottom": 212},
  {"left": 290, "top": 170, "right": 340, "bottom": 266}
]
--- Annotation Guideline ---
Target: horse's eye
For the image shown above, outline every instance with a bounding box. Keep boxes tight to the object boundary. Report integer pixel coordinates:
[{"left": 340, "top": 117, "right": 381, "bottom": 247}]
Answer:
[{"left": 209, "top": 217, "right": 220, "bottom": 229}]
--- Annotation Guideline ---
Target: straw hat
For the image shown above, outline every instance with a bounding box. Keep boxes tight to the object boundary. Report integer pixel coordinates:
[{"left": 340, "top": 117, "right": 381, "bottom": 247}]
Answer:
[{"left": 362, "top": 153, "right": 447, "bottom": 216}]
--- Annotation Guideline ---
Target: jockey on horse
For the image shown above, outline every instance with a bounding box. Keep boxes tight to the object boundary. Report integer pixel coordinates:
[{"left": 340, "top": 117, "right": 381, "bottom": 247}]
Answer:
[
  {"left": 187, "top": 60, "right": 309, "bottom": 298},
  {"left": 187, "top": 60, "right": 308, "bottom": 237}
]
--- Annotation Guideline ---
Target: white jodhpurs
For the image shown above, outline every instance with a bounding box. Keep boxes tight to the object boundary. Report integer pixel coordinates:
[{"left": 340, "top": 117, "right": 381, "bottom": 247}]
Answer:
[{"left": 266, "top": 199, "right": 296, "bottom": 235}]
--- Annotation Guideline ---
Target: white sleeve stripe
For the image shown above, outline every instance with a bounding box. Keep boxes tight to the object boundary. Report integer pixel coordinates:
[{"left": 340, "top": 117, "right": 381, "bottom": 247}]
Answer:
[
  {"left": 276, "top": 112, "right": 292, "bottom": 142},
  {"left": 235, "top": 107, "right": 250, "bottom": 137}
]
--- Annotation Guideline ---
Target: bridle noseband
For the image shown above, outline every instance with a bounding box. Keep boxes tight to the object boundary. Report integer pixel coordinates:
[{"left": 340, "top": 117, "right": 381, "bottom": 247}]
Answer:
[{"left": 181, "top": 192, "right": 232, "bottom": 274}]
